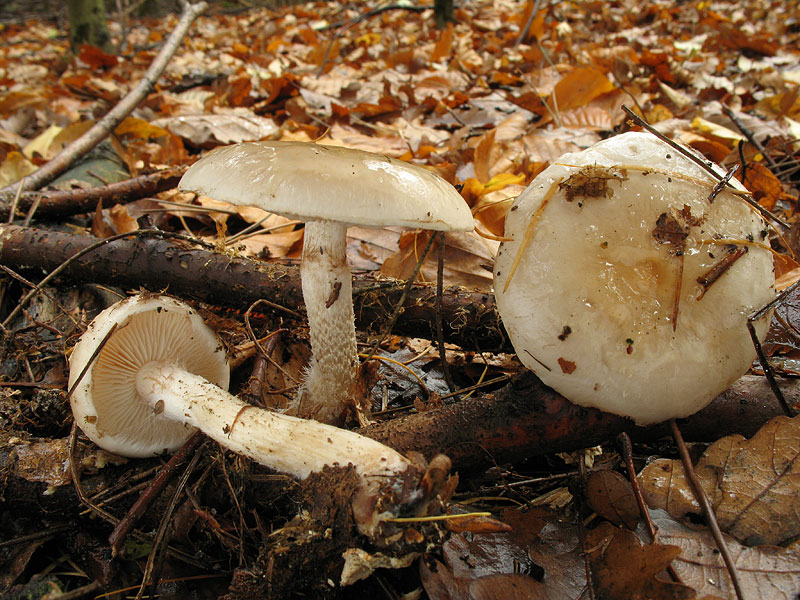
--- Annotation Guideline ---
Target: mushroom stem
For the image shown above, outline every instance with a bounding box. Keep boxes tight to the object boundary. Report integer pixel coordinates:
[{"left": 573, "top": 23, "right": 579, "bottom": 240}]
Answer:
[
  {"left": 297, "top": 220, "right": 359, "bottom": 424},
  {"left": 135, "top": 360, "right": 417, "bottom": 533}
]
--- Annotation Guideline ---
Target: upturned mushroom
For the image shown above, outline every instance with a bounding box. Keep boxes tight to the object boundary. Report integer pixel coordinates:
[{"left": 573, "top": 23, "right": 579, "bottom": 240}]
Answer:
[
  {"left": 68, "top": 294, "right": 445, "bottom": 536},
  {"left": 179, "top": 141, "right": 473, "bottom": 425},
  {"left": 493, "top": 132, "right": 775, "bottom": 424}
]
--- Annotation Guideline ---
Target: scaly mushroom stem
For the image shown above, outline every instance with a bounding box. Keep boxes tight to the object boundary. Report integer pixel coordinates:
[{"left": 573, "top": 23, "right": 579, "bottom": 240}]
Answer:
[
  {"left": 135, "top": 361, "right": 417, "bottom": 534},
  {"left": 297, "top": 220, "right": 359, "bottom": 424}
]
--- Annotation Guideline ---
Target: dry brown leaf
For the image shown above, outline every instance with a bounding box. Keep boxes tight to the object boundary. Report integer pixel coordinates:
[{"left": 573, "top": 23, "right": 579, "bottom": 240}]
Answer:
[
  {"left": 737, "top": 161, "right": 785, "bottom": 211},
  {"left": 639, "top": 415, "right": 800, "bottom": 546},
  {"left": 380, "top": 230, "right": 495, "bottom": 290},
  {"left": 652, "top": 510, "right": 800, "bottom": 599},
  {"left": 586, "top": 521, "right": 696, "bottom": 600},
  {"left": 153, "top": 111, "right": 278, "bottom": 148},
  {"left": 420, "top": 507, "right": 585, "bottom": 600},
  {"left": 585, "top": 469, "right": 640, "bottom": 530}
]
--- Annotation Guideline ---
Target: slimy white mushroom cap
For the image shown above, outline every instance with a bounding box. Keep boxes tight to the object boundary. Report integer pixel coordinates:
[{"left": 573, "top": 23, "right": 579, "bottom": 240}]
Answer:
[{"left": 493, "top": 132, "right": 775, "bottom": 424}]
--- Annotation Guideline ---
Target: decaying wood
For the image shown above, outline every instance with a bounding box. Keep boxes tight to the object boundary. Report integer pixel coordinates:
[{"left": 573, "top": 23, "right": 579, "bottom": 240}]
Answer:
[
  {"left": 0, "top": 166, "right": 187, "bottom": 221},
  {"left": 0, "top": 224, "right": 507, "bottom": 351},
  {"left": 360, "top": 371, "right": 796, "bottom": 472},
  {"left": 0, "top": 2, "right": 207, "bottom": 195}
]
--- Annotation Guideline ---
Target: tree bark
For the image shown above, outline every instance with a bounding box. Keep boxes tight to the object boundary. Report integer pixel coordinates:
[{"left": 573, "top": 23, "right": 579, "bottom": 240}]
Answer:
[
  {"left": 67, "top": 0, "right": 113, "bottom": 53},
  {"left": 0, "top": 225, "right": 508, "bottom": 352},
  {"left": 0, "top": 167, "right": 186, "bottom": 221}
]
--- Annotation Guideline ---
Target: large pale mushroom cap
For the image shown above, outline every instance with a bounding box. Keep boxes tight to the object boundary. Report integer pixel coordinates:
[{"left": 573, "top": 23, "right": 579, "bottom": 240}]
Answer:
[
  {"left": 69, "top": 295, "right": 230, "bottom": 456},
  {"left": 494, "top": 132, "right": 775, "bottom": 424},
  {"left": 179, "top": 141, "right": 474, "bottom": 231}
]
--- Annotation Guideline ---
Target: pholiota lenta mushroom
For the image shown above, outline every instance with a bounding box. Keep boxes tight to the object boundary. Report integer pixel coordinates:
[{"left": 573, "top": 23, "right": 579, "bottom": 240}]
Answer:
[
  {"left": 493, "top": 132, "right": 776, "bottom": 424},
  {"left": 68, "top": 294, "right": 450, "bottom": 538},
  {"left": 179, "top": 141, "right": 473, "bottom": 425}
]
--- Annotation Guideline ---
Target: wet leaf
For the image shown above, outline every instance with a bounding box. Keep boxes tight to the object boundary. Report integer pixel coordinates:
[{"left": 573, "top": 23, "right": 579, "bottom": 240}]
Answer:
[
  {"left": 586, "top": 521, "right": 696, "bottom": 599},
  {"left": 639, "top": 415, "right": 800, "bottom": 546},
  {"left": 652, "top": 510, "right": 800, "bottom": 599},
  {"left": 585, "top": 469, "right": 640, "bottom": 530}
]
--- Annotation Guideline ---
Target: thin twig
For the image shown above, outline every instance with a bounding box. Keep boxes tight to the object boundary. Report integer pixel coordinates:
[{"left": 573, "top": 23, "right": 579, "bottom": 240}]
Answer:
[
  {"left": 0, "top": 2, "right": 207, "bottom": 194},
  {"left": 362, "top": 232, "right": 437, "bottom": 364},
  {"left": 669, "top": 419, "right": 744, "bottom": 600},
  {"left": 575, "top": 456, "right": 597, "bottom": 600},
  {"left": 435, "top": 232, "right": 456, "bottom": 393},
  {"left": 622, "top": 105, "right": 789, "bottom": 230},
  {"left": 722, "top": 104, "right": 780, "bottom": 171},
  {"left": 747, "top": 280, "right": 799, "bottom": 418},
  {"left": 135, "top": 447, "right": 203, "bottom": 600},
  {"left": 108, "top": 431, "right": 205, "bottom": 556},
  {"left": 617, "top": 432, "right": 683, "bottom": 584},
  {"left": 515, "top": 0, "right": 544, "bottom": 46}
]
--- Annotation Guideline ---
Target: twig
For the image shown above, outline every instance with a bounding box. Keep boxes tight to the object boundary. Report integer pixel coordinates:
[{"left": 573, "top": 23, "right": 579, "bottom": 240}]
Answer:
[
  {"left": 617, "top": 432, "right": 683, "bottom": 584},
  {"left": 515, "top": 0, "right": 544, "bottom": 47},
  {"left": 747, "top": 280, "right": 799, "bottom": 418},
  {"left": 136, "top": 447, "right": 203, "bottom": 600},
  {"left": 6, "top": 178, "right": 23, "bottom": 223},
  {"left": 435, "top": 232, "right": 456, "bottom": 393},
  {"left": 0, "top": 166, "right": 187, "bottom": 220},
  {"left": 362, "top": 232, "right": 438, "bottom": 363},
  {"left": 621, "top": 105, "right": 790, "bottom": 230},
  {"left": 108, "top": 431, "right": 205, "bottom": 556},
  {"left": 575, "top": 456, "right": 597, "bottom": 600},
  {"left": 0, "top": 2, "right": 207, "bottom": 195},
  {"left": 722, "top": 104, "right": 780, "bottom": 171},
  {"left": 669, "top": 419, "right": 744, "bottom": 600}
]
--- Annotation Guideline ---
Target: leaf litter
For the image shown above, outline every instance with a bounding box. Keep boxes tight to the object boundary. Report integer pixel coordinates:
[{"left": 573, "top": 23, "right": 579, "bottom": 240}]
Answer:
[{"left": 0, "top": 0, "right": 800, "bottom": 598}]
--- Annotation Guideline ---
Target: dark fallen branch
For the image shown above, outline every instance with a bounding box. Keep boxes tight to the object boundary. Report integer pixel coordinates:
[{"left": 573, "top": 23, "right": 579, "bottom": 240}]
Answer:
[
  {"left": 0, "top": 225, "right": 508, "bottom": 351},
  {"left": 360, "top": 371, "right": 795, "bottom": 472},
  {"left": 0, "top": 166, "right": 187, "bottom": 221}
]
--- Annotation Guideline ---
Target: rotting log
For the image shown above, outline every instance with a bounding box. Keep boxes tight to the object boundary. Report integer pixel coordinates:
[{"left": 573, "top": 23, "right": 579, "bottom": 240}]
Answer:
[
  {"left": 0, "top": 225, "right": 508, "bottom": 351},
  {"left": 0, "top": 166, "right": 186, "bottom": 221},
  {"left": 360, "top": 371, "right": 796, "bottom": 472}
]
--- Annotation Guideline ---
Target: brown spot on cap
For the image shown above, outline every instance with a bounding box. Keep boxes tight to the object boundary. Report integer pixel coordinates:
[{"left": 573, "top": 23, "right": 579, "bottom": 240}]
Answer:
[{"left": 558, "top": 357, "right": 576, "bottom": 374}]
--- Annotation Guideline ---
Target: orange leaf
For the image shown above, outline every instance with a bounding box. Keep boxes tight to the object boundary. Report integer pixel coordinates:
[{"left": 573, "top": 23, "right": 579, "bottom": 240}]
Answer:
[
  {"left": 430, "top": 23, "right": 454, "bottom": 63},
  {"left": 77, "top": 44, "right": 118, "bottom": 69},
  {"left": 473, "top": 129, "right": 496, "bottom": 183},
  {"left": 548, "top": 66, "right": 616, "bottom": 114},
  {"left": 738, "top": 162, "right": 783, "bottom": 210}
]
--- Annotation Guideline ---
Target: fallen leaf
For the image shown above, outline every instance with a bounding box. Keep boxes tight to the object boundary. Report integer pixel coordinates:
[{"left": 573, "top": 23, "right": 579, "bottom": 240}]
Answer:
[
  {"left": 586, "top": 521, "right": 695, "bottom": 599},
  {"left": 639, "top": 415, "right": 800, "bottom": 546},
  {"left": 585, "top": 469, "right": 640, "bottom": 530},
  {"left": 652, "top": 509, "right": 800, "bottom": 599}
]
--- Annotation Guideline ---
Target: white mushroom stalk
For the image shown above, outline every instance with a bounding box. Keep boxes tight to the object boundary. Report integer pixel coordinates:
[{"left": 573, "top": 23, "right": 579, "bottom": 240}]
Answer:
[
  {"left": 493, "top": 132, "right": 776, "bottom": 425},
  {"left": 68, "top": 294, "right": 431, "bottom": 536},
  {"left": 178, "top": 141, "right": 474, "bottom": 425},
  {"left": 299, "top": 220, "right": 358, "bottom": 424}
]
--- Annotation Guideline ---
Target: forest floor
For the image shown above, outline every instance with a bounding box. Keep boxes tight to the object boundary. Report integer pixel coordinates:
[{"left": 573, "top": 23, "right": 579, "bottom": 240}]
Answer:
[{"left": 1, "top": 0, "right": 800, "bottom": 599}]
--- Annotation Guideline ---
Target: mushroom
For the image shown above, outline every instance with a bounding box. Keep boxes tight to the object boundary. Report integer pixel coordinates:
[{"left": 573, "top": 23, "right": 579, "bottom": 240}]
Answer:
[
  {"left": 493, "top": 132, "right": 775, "bottom": 424},
  {"left": 68, "top": 294, "right": 439, "bottom": 536},
  {"left": 179, "top": 141, "right": 473, "bottom": 425}
]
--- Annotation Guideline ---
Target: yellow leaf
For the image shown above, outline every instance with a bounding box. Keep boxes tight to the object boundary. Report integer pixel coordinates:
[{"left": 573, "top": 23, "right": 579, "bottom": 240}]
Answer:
[
  {"left": 690, "top": 116, "right": 744, "bottom": 143},
  {"left": 23, "top": 125, "right": 63, "bottom": 160},
  {"left": 483, "top": 172, "right": 525, "bottom": 195},
  {"left": 114, "top": 116, "right": 168, "bottom": 140},
  {"left": 0, "top": 151, "right": 37, "bottom": 188}
]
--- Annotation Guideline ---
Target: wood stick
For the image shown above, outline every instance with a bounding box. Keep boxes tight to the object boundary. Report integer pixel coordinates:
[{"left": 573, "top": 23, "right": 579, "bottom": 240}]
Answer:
[
  {"left": 0, "top": 166, "right": 186, "bottom": 220},
  {"left": 359, "top": 371, "right": 795, "bottom": 472},
  {"left": 0, "top": 224, "right": 507, "bottom": 351}
]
